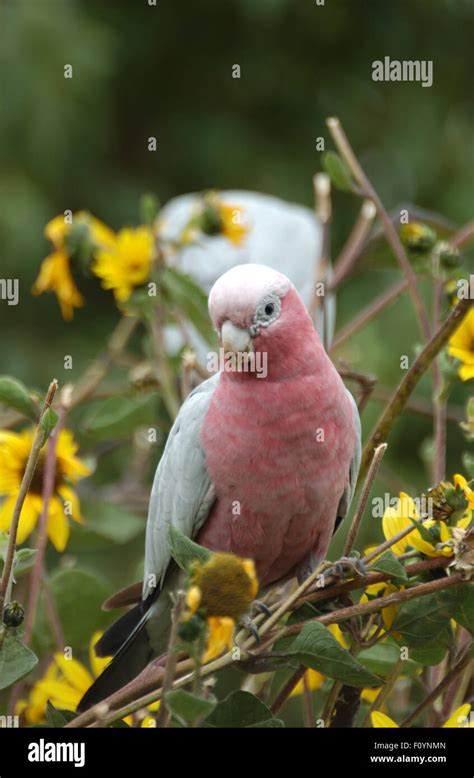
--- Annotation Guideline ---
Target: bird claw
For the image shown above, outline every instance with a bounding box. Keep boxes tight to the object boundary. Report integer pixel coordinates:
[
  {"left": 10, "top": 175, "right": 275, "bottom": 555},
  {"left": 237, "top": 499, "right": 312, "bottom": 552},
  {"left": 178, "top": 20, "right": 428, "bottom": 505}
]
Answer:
[
  {"left": 325, "top": 556, "right": 368, "bottom": 582},
  {"left": 238, "top": 614, "right": 261, "bottom": 645},
  {"left": 251, "top": 599, "right": 272, "bottom": 618}
]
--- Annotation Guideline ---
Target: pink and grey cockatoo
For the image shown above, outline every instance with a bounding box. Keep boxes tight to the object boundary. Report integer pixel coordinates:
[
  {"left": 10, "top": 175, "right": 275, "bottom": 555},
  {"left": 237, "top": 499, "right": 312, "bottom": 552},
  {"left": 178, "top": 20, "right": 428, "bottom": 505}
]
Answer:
[{"left": 79, "top": 264, "right": 360, "bottom": 711}]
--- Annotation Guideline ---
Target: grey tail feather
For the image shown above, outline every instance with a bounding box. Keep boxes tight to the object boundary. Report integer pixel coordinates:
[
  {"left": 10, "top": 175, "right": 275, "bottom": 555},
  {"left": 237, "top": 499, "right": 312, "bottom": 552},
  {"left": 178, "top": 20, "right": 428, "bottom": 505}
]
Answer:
[{"left": 77, "top": 607, "right": 153, "bottom": 712}]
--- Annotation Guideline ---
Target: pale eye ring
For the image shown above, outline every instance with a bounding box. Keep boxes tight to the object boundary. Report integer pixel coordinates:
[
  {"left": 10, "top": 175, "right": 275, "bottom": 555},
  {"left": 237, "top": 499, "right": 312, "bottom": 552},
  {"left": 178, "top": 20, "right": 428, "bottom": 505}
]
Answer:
[{"left": 253, "top": 294, "right": 281, "bottom": 331}]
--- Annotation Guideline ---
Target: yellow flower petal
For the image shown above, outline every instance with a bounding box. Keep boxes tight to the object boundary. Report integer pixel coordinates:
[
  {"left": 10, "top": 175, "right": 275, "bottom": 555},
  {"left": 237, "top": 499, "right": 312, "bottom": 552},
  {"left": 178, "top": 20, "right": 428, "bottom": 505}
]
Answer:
[
  {"left": 202, "top": 616, "right": 235, "bottom": 663},
  {"left": 53, "top": 654, "right": 94, "bottom": 695},
  {"left": 443, "top": 703, "right": 471, "bottom": 728},
  {"left": 371, "top": 711, "right": 399, "bottom": 728},
  {"left": 47, "top": 499, "right": 70, "bottom": 552}
]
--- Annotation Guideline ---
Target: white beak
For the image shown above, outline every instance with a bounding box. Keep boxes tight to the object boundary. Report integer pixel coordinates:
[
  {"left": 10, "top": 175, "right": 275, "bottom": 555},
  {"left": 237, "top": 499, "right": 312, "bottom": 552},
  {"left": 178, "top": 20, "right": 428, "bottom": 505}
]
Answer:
[{"left": 221, "top": 320, "right": 252, "bottom": 353}]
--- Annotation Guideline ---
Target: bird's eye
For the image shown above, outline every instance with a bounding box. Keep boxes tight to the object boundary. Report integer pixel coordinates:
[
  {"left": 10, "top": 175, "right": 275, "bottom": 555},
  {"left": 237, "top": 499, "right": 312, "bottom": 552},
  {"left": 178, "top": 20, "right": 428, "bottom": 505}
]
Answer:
[{"left": 264, "top": 303, "right": 274, "bottom": 316}]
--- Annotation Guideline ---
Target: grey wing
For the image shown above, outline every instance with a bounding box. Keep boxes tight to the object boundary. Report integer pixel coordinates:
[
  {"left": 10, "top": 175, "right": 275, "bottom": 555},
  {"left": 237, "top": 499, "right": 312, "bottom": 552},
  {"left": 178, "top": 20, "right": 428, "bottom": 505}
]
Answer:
[
  {"left": 336, "top": 389, "right": 362, "bottom": 521},
  {"left": 142, "top": 373, "right": 219, "bottom": 600}
]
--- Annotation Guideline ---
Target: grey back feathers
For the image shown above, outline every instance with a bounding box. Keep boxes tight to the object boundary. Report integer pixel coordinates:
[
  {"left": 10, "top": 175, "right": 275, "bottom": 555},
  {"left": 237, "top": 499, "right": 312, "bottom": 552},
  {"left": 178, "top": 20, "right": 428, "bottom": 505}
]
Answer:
[{"left": 142, "top": 373, "right": 219, "bottom": 600}]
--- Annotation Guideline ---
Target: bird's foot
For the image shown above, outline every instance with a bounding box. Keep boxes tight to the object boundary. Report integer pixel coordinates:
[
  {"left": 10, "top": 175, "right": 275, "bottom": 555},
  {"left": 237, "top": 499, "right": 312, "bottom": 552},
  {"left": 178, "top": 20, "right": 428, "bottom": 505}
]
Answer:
[
  {"left": 299, "top": 555, "right": 367, "bottom": 590},
  {"left": 322, "top": 555, "right": 367, "bottom": 584},
  {"left": 251, "top": 599, "right": 272, "bottom": 618},
  {"left": 237, "top": 614, "right": 260, "bottom": 645}
]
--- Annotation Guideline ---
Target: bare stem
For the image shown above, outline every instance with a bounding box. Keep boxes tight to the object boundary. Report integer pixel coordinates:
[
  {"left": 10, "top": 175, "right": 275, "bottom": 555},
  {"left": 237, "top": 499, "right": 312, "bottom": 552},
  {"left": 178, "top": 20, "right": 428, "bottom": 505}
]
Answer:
[
  {"left": 329, "top": 199, "right": 376, "bottom": 290},
  {"left": 400, "top": 642, "right": 473, "bottom": 727},
  {"left": 331, "top": 279, "right": 409, "bottom": 351},
  {"left": 359, "top": 296, "right": 473, "bottom": 482},
  {"left": 0, "top": 380, "right": 58, "bottom": 620},
  {"left": 155, "top": 592, "right": 185, "bottom": 728},
  {"left": 343, "top": 443, "right": 387, "bottom": 556},
  {"left": 326, "top": 117, "right": 432, "bottom": 343}
]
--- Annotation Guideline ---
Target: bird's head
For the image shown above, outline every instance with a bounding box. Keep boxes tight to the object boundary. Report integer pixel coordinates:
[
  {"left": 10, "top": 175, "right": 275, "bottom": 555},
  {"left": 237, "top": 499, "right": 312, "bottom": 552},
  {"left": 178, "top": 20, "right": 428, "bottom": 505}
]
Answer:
[{"left": 208, "top": 264, "right": 322, "bottom": 379}]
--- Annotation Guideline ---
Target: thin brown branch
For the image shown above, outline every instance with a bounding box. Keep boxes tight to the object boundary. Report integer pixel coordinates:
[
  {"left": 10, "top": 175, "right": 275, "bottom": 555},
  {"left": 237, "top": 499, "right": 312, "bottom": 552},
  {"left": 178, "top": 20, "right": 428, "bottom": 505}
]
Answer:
[
  {"left": 329, "top": 199, "right": 376, "bottom": 290},
  {"left": 331, "top": 279, "right": 409, "bottom": 351},
  {"left": 0, "top": 380, "right": 58, "bottom": 621},
  {"left": 359, "top": 296, "right": 473, "bottom": 482},
  {"left": 343, "top": 443, "right": 387, "bottom": 556}
]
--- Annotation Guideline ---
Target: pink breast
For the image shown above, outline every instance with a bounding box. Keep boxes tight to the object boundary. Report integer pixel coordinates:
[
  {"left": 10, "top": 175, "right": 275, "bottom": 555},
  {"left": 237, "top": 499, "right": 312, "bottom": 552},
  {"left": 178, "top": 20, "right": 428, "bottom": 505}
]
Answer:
[{"left": 198, "top": 369, "right": 356, "bottom": 587}]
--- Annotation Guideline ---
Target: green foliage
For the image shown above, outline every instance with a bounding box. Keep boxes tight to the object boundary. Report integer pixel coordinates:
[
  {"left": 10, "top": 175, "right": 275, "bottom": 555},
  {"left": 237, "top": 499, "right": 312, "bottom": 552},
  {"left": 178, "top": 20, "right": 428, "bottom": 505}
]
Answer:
[
  {"left": 207, "top": 691, "right": 283, "bottom": 728},
  {"left": 283, "top": 623, "right": 382, "bottom": 687},
  {"left": 45, "top": 702, "right": 77, "bottom": 727},
  {"left": 0, "top": 376, "right": 37, "bottom": 420},
  {"left": 0, "top": 635, "right": 38, "bottom": 689},
  {"left": 82, "top": 394, "right": 157, "bottom": 440},
  {"left": 168, "top": 524, "right": 212, "bottom": 572},
  {"left": 322, "top": 151, "right": 354, "bottom": 192},
  {"left": 165, "top": 689, "right": 217, "bottom": 726},
  {"left": 40, "top": 406, "right": 58, "bottom": 440},
  {"left": 79, "top": 500, "right": 144, "bottom": 545},
  {"left": 161, "top": 268, "right": 216, "bottom": 345},
  {"left": 35, "top": 569, "right": 111, "bottom": 652},
  {"left": 369, "top": 551, "right": 409, "bottom": 583}
]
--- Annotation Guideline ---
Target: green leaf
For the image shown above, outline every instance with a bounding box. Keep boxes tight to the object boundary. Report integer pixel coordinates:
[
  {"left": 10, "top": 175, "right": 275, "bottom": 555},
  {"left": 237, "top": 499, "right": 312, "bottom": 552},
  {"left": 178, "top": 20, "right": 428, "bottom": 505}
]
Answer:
[
  {"left": 45, "top": 702, "right": 76, "bottom": 727},
  {"left": 392, "top": 588, "right": 458, "bottom": 647},
  {"left": 445, "top": 583, "right": 474, "bottom": 634},
  {"left": 207, "top": 691, "right": 277, "bottom": 728},
  {"left": 82, "top": 394, "right": 157, "bottom": 440},
  {"left": 285, "top": 623, "right": 381, "bottom": 687},
  {"left": 358, "top": 640, "right": 419, "bottom": 678},
  {"left": 409, "top": 644, "right": 448, "bottom": 666},
  {"left": 165, "top": 690, "right": 217, "bottom": 725},
  {"left": 80, "top": 499, "right": 144, "bottom": 545},
  {"left": 0, "top": 376, "right": 38, "bottom": 420},
  {"left": 45, "top": 569, "right": 111, "bottom": 651},
  {"left": 168, "top": 524, "right": 211, "bottom": 571},
  {"left": 0, "top": 635, "right": 38, "bottom": 689},
  {"left": 41, "top": 407, "right": 59, "bottom": 439},
  {"left": 407, "top": 516, "right": 435, "bottom": 544},
  {"left": 249, "top": 718, "right": 285, "bottom": 728},
  {"left": 322, "top": 151, "right": 354, "bottom": 192},
  {"left": 161, "top": 267, "right": 216, "bottom": 346},
  {"left": 370, "top": 550, "right": 408, "bottom": 583}
]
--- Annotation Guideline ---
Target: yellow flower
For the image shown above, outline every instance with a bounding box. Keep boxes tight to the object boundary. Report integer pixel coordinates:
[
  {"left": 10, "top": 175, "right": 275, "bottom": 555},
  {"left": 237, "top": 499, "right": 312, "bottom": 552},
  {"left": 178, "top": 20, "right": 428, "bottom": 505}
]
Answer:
[
  {"left": 453, "top": 474, "right": 474, "bottom": 514},
  {"left": 92, "top": 226, "right": 154, "bottom": 302},
  {"left": 203, "top": 616, "right": 235, "bottom": 663},
  {"left": 371, "top": 704, "right": 472, "bottom": 728},
  {"left": 16, "top": 632, "right": 159, "bottom": 727},
  {"left": 382, "top": 492, "right": 452, "bottom": 558},
  {"left": 0, "top": 428, "right": 90, "bottom": 551},
  {"left": 290, "top": 624, "right": 348, "bottom": 696},
  {"left": 448, "top": 307, "right": 474, "bottom": 381},
  {"left": 360, "top": 582, "right": 402, "bottom": 631},
  {"left": 33, "top": 212, "right": 115, "bottom": 320},
  {"left": 32, "top": 250, "right": 84, "bottom": 321},
  {"left": 183, "top": 552, "right": 259, "bottom": 663},
  {"left": 371, "top": 711, "right": 399, "bottom": 728},
  {"left": 180, "top": 193, "right": 249, "bottom": 247},
  {"left": 215, "top": 202, "right": 248, "bottom": 246}
]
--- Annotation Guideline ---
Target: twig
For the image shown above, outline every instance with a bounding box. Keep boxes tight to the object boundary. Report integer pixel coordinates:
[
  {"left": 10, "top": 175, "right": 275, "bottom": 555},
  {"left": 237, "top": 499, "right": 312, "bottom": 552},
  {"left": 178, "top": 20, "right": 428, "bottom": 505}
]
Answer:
[
  {"left": 400, "top": 642, "right": 473, "bottom": 727},
  {"left": 331, "top": 279, "right": 409, "bottom": 351},
  {"left": 326, "top": 117, "right": 432, "bottom": 344},
  {"left": 66, "top": 556, "right": 452, "bottom": 729},
  {"left": 360, "top": 656, "right": 405, "bottom": 727},
  {"left": 24, "top": 392, "right": 69, "bottom": 644},
  {"left": 70, "top": 316, "right": 138, "bottom": 409},
  {"left": 155, "top": 592, "right": 185, "bottom": 728},
  {"left": 0, "top": 380, "right": 58, "bottom": 621},
  {"left": 310, "top": 173, "right": 332, "bottom": 350},
  {"left": 329, "top": 200, "right": 376, "bottom": 290},
  {"left": 359, "top": 296, "right": 473, "bottom": 482},
  {"left": 343, "top": 443, "right": 387, "bottom": 556},
  {"left": 270, "top": 666, "right": 307, "bottom": 716}
]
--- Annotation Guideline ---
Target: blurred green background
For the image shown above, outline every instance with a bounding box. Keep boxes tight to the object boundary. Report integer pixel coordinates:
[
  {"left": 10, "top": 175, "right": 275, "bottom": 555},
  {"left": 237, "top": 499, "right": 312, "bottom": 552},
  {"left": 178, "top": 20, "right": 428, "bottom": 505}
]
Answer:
[{"left": 0, "top": 0, "right": 473, "bottom": 674}]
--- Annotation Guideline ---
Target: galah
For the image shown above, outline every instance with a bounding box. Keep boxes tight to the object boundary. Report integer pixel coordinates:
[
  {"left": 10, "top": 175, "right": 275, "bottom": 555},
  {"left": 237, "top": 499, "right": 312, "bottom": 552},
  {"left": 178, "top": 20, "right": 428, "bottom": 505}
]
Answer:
[
  {"left": 79, "top": 264, "right": 360, "bottom": 710},
  {"left": 160, "top": 191, "right": 335, "bottom": 356}
]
